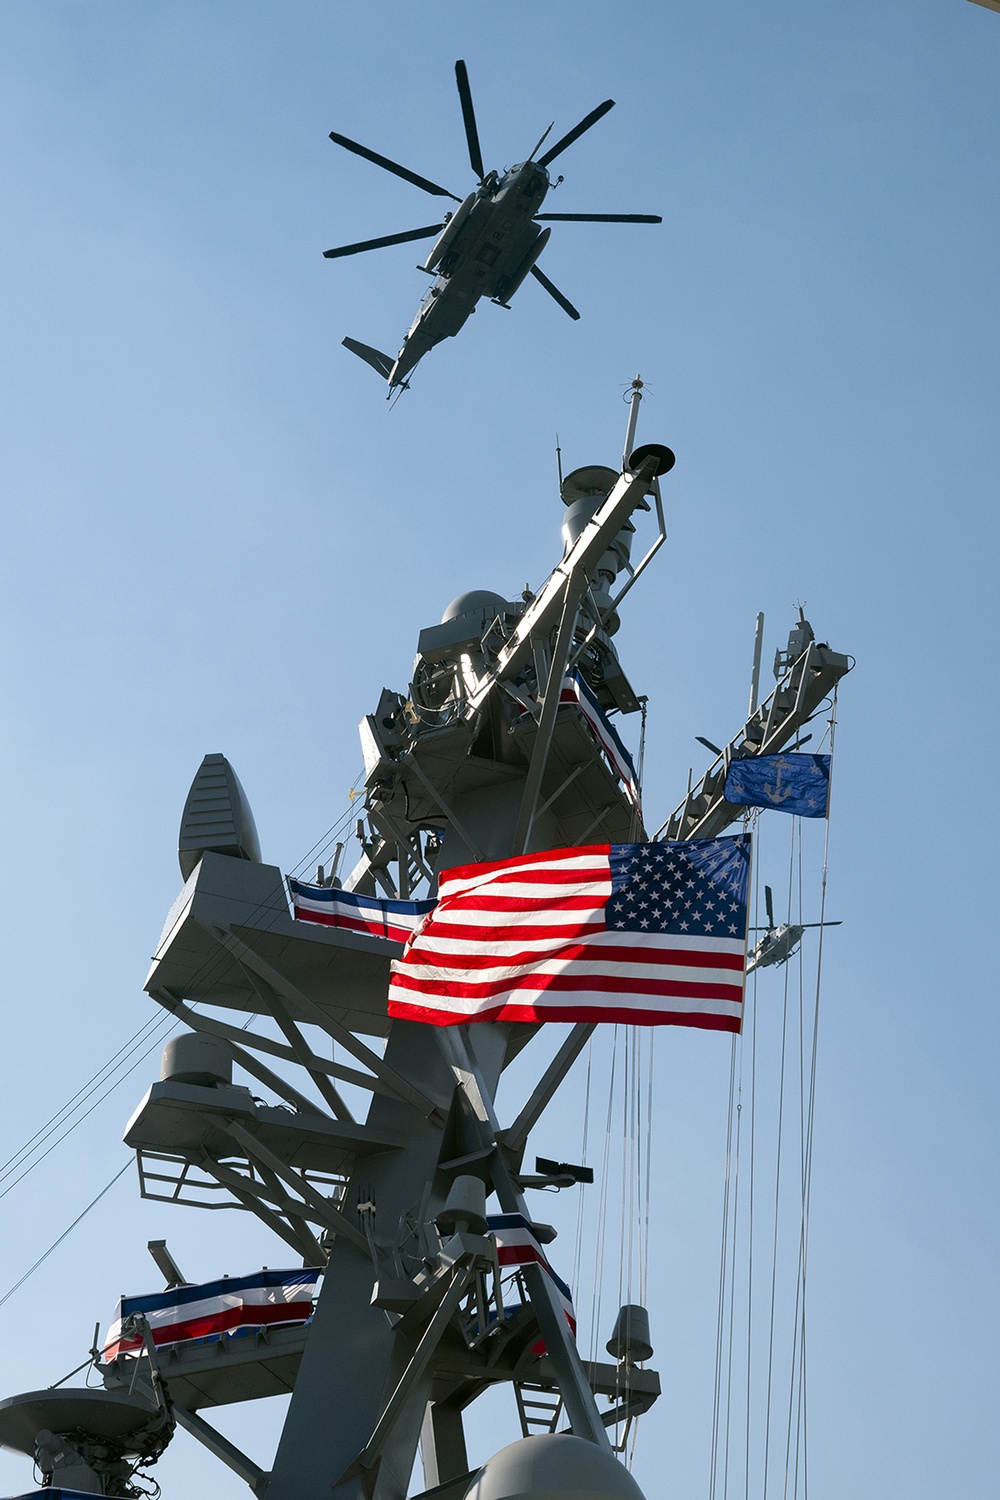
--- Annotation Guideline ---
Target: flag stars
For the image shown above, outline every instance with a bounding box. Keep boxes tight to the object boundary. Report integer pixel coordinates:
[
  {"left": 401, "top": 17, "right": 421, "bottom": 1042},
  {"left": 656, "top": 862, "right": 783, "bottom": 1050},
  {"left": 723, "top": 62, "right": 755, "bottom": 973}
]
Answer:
[{"left": 608, "top": 838, "right": 748, "bottom": 940}]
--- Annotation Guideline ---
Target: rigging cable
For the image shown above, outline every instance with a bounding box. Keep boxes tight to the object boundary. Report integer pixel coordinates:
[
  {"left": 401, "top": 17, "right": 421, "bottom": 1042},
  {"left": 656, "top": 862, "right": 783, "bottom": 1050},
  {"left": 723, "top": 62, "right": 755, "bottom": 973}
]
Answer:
[
  {"left": 744, "top": 855, "right": 760, "bottom": 1500},
  {"left": 797, "top": 693, "right": 839, "bottom": 1500},
  {"left": 781, "top": 692, "right": 837, "bottom": 1500},
  {"left": 0, "top": 1162, "right": 132, "bottom": 1309},
  {"left": 587, "top": 1027, "right": 620, "bottom": 1368},
  {"left": 0, "top": 1011, "right": 174, "bottom": 1191},
  {"left": 761, "top": 814, "right": 799, "bottom": 1500},
  {"left": 0, "top": 786, "right": 364, "bottom": 1198},
  {"left": 626, "top": 1026, "right": 656, "bottom": 1469},
  {"left": 571, "top": 1037, "right": 594, "bottom": 1297},
  {"left": 709, "top": 1032, "right": 739, "bottom": 1500},
  {"left": 721, "top": 1021, "right": 746, "bottom": 1500}
]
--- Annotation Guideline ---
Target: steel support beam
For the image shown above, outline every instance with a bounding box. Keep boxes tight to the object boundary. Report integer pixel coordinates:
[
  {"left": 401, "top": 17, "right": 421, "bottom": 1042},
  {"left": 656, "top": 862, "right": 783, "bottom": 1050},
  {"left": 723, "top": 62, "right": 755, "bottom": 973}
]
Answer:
[
  {"left": 225, "top": 1120, "right": 370, "bottom": 1255},
  {"left": 502, "top": 1023, "right": 595, "bottom": 1159},
  {"left": 468, "top": 459, "right": 661, "bottom": 702},
  {"left": 152, "top": 989, "right": 406, "bottom": 1102},
  {"left": 511, "top": 574, "right": 587, "bottom": 856},
  {"left": 150, "top": 988, "right": 326, "bottom": 1118},
  {"left": 198, "top": 1157, "right": 326, "bottom": 1264},
  {"left": 172, "top": 1403, "right": 268, "bottom": 1494},
  {"left": 343, "top": 1266, "right": 476, "bottom": 1482},
  {"left": 438, "top": 1029, "right": 611, "bottom": 1452},
  {"left": 238, "top": 968, "right": 355, "bottom": 1121},
  {"left": 265, "top": 1020, "right": 467, "bottom": 1500},
  {"left": 206, "top": 925, "right": 445, "bottom": 1119}
]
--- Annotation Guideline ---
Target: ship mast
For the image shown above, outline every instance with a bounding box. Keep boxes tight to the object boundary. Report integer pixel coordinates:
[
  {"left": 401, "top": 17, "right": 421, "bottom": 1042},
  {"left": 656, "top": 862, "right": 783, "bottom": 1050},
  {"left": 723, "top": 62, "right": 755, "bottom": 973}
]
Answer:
[
  {"left": 125, "top": 396, "right": 671, "bottom": 1500},
  {"left": 0, "top": 388, "right": 850, "bottom": 1500}
]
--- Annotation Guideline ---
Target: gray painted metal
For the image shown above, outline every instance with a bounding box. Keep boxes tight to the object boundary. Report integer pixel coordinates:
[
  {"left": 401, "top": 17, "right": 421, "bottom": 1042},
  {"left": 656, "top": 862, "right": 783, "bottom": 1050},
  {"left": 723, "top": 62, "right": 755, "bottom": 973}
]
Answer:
[
  {"left": 145, "top": 851, "right": 398, "bottom": 1033},
  {"left": 178, "top": 754, "right": 262, "bottom": 881},
  {"left": 330, "top": 64, "right": 660, "bottom": 391},
  {"left": 103, "top": 1322, "right": 308, "bottom": 1411},
  {"left": 170, "top": 1405, "right": 267, "bottom": 1494},
  {"left": 112, "top": 443, "right": 679, "bottom": 1498},
  {"left": 654, "top": 629, "right": 850, "bottom": 843},
  {"left": 0, "top": 1392, "right": 159, "bottom": 1456},
  {"left": 465, "top": 1434, "right": 647, "bottom": 1499},
  {"left": 86, "top": 415, "right": 854, "bottom": 1500}
]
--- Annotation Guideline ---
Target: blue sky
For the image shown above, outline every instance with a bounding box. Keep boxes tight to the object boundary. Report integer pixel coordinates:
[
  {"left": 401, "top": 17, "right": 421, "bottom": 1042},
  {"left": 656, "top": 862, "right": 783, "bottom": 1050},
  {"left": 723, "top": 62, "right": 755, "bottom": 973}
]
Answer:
[{"left": 0, "top": 3, "right": 997, "bottom": 1497}]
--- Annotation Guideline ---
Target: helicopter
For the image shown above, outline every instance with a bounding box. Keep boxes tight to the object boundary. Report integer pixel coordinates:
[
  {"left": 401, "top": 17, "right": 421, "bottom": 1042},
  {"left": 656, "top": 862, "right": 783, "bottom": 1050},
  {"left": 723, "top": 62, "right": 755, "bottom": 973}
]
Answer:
[
  {"left": 324, "top": 60, "right": 662, "bottom": 393},
  {"left": 747, "top": 885, "right": 842, "bottom": 974}
]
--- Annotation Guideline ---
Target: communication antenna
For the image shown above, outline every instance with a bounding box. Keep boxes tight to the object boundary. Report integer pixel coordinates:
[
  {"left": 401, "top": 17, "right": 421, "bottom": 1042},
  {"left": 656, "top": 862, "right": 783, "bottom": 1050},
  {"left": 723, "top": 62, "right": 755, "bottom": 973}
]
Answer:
[
  {"left": 749, "top": 611, "right": 765, "bottom": 715},
  {"left": 555, "top": 432, "right": 564, "bottom": 489},
  {"left": 622, "top": 374, "right": 644, "bottom": 469}
]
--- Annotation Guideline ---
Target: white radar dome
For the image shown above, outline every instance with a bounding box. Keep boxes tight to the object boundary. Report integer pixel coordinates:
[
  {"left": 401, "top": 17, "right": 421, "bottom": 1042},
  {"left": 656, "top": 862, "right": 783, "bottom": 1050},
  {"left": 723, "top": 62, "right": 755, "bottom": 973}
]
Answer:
[
  {"left": 441, "top": 590, "right": 507, "bottom": 624},
  {"left": 465, "top": 1434, "right": 647, "bottom": 1500}
]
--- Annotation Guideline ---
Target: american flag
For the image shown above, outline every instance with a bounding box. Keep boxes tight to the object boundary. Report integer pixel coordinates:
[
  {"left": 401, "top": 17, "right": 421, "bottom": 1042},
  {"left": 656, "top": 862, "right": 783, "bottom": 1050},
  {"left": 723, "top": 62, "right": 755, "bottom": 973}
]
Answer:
[{"left": 387, "top": 835, "right": 751, "bottom": 1029}]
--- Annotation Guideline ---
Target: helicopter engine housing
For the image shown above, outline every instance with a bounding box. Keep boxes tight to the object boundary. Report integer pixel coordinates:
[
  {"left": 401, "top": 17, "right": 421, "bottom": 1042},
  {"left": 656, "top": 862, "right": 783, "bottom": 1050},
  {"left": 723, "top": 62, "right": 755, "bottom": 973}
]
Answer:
[
  {"left": 422, "top": 191, "right": 477, "bottom": 272},
  {"left": 497, "top": 226, "right": 552, "bottom": 304}
]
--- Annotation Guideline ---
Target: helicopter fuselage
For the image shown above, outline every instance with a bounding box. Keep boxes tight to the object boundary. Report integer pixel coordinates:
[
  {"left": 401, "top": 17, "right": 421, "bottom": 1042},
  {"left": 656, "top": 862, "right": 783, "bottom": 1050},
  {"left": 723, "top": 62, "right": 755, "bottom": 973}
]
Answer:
[
  {"left": 388, "top": 161, "right": 553, "bottom": 387},
  {"left": 332, "top": 64, "right": 661, "bottom": 389}
]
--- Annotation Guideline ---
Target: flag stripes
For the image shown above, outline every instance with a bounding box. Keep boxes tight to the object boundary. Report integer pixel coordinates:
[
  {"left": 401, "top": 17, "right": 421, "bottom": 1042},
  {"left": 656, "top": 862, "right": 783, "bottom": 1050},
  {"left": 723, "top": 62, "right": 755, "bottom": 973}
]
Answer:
[
  {"left": 104, "top": 1269, "right": 320, "bottom": 1360},
  {"left": 388, "top": 838, "right": 750, "bottom": 1029},
  {"left": 288, "top": 879, "right": 434, "bottom": 945}
]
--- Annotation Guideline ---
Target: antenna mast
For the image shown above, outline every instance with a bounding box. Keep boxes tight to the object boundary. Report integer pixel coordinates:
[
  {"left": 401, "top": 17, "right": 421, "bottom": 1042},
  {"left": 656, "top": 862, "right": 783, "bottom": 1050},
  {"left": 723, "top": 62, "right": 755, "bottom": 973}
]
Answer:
[{"left": 622, "top": 374, "right": 643, "bottom": 468}]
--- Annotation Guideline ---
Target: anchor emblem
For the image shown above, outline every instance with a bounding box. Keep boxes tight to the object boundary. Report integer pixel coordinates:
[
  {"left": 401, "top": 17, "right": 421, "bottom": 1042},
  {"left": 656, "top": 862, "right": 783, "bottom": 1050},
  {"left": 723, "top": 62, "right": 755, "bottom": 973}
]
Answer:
[{"left": 761, "top": 756, "right": 797, "bottom": 804}]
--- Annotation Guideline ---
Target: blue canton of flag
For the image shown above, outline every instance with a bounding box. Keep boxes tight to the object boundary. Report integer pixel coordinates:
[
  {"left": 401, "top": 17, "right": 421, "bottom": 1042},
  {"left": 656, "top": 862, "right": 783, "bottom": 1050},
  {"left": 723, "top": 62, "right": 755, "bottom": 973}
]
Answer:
[
  {"left": 723, "top": 753, "right": 831, "bottom": 818},
  {"left": 608, "top": 837, "right": 750, "bottom": 941}
]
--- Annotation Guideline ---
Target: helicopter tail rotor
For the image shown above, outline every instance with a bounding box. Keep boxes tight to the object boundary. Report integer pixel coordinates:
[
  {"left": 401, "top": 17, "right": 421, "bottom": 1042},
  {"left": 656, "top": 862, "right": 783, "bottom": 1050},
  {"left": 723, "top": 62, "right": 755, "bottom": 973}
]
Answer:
[
  {"left": 537, "top": 99, "right": 615, "bottom": 168},
  {"left": 454, "top": 60, "right": 485, "bottom": 180}
]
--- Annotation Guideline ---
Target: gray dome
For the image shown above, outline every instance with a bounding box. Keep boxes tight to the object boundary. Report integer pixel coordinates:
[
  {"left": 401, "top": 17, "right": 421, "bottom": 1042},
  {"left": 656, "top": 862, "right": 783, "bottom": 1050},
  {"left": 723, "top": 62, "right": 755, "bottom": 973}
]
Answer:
[
  {"left": 559, "top": 465, "right": 618, "bottom": 505},
  {"left": 441, "top": 590, "right": 507, "bottom": 624},
  {"left": 465, "top": 1434, "right": 647, "bottom": 1500}
]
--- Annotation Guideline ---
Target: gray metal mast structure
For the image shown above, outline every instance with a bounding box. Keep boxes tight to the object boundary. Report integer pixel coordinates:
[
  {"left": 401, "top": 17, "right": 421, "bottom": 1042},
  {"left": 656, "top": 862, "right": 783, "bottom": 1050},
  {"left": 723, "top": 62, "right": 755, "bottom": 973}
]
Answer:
[{"left": 0, "top": 386, "right": 851, "bottom": 1500}]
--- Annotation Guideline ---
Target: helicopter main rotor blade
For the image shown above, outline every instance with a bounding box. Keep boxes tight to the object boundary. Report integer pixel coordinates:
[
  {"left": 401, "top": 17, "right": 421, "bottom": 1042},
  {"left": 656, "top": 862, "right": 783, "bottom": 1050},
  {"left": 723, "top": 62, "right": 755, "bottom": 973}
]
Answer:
[
  {"left": 530, "top": 264, "right": 580, "bottom": 320},
  {"left": 534, "top": 213, "right": 663, "bottom": 224},
  {"left": 323, "top": 224, "right": 444, "bottom": 259},
  {"left": 750, "top": 920, "right": 842, "bottom": 931},
  {"left": 765, "top": 884, "right": 775, "bottom": 928},
  {"left": 328, "top": 132, "right": 460, "bottom": 201},
  {"left": 536, "top": 99, "right": 615, "bottom": 168},
  {"left": 454, "top": 60, "right": 485, "bottom": 180}
]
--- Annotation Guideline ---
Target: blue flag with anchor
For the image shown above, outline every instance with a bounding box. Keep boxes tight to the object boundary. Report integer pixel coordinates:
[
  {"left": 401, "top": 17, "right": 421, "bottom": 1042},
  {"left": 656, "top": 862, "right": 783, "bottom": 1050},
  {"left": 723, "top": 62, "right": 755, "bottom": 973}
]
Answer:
[{"left": 723, "top": 753, "right": 831, "bottom": 818}]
